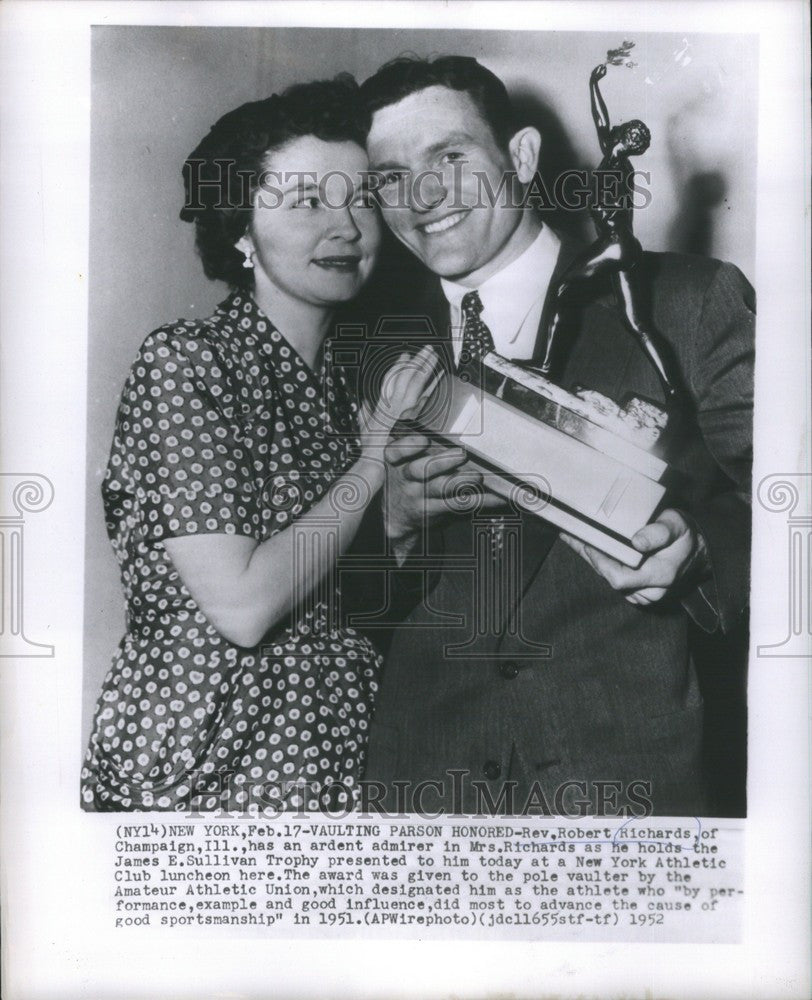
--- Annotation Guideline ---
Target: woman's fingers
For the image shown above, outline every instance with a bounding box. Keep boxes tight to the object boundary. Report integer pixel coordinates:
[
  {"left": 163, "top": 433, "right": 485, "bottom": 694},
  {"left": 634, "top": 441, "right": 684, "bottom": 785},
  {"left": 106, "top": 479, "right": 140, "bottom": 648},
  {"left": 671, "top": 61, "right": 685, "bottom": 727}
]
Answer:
[
  {"left": 393, "top": 348, "right": 437, "bottom": 410},
  {"left": 403, "top": 347, "right": 440, "bottom": 407},
  {"left": 382, "top": 346, "right": 441, "bottom": 419}
]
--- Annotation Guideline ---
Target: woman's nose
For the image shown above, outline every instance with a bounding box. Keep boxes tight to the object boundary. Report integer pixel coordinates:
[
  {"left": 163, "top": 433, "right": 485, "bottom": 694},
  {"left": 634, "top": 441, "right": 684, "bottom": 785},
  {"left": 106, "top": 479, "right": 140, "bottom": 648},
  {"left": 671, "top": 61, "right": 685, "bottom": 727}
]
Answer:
[{"left": 328, "top": 206, "right": 362, "bottom": 240}]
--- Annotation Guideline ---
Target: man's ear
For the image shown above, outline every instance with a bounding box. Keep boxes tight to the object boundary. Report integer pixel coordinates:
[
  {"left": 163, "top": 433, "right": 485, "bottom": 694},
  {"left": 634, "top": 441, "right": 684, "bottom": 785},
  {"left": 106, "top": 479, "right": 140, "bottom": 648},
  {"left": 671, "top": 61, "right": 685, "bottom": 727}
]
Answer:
[{"left": 508, "top": 127, "right": 541, "bottom": 183}]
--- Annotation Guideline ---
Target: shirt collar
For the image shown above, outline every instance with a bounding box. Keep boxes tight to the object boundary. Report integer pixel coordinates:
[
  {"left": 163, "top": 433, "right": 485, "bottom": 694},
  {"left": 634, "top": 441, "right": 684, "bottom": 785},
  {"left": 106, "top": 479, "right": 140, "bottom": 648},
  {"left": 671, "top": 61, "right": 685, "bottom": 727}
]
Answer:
[{"left": 440, "top": 224, "right": 561, "bottom": 338}]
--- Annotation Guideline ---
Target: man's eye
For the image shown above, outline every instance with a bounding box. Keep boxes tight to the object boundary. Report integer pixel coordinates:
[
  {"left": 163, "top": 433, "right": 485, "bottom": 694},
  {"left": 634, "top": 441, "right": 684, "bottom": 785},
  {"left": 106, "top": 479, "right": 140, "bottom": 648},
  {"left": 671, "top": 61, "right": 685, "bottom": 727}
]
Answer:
[
  {"left": 294, "top": 196, "right": 321, "bottom": 209},
  {"left": 381, "top": 171, "right": 406, "bottom": 187},
  {"left": 442, "top": 152, "right": 467, "bottom": 164}
]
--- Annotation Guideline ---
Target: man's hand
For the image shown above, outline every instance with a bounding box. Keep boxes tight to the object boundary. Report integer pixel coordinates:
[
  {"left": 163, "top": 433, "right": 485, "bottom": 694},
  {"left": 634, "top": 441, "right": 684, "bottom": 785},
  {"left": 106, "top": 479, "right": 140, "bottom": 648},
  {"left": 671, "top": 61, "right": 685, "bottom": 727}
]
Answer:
[
  {"left": 559, "top": 508, "right": 710, "bottom": 605},
  {"left": 383, "top": 426, "right": 502, "bottom": 554}
]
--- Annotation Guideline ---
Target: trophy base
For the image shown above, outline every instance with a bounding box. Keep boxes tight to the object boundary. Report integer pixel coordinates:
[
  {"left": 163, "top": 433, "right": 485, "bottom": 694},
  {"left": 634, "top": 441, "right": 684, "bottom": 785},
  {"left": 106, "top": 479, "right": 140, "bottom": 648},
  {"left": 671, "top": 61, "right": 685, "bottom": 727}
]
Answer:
[{"left": 418, "top": 361, "right": 670, "bottom": 568}]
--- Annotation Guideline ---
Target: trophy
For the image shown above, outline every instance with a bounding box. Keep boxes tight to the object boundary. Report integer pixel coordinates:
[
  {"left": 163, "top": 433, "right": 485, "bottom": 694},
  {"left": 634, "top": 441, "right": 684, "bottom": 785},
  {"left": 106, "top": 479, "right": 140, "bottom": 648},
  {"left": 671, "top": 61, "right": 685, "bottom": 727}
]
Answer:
[
  {"left": 539, "top": 40, "right": 680, "bottom": 404},
  {"left": 414, "top": 43, "right": 677, "bottom": 568}
]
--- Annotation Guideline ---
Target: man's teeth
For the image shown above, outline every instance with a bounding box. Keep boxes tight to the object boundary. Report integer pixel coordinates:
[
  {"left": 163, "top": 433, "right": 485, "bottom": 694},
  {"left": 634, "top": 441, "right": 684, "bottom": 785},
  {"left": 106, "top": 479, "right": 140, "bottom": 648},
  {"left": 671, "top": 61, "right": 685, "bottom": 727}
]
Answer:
[{"left": 422, "top": 211, "right": 467, "bottom": 234}]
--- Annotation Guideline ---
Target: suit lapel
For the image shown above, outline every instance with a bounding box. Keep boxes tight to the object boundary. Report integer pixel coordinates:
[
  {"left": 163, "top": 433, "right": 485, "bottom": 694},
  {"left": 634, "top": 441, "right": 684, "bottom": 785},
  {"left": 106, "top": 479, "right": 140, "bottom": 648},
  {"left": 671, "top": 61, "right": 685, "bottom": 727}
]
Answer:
[
  {"left": 531, "top": 231, "right": 586, "bottom": 367},
  {"left": 514, "top": 231, "right": 593, "bottom": 590}
]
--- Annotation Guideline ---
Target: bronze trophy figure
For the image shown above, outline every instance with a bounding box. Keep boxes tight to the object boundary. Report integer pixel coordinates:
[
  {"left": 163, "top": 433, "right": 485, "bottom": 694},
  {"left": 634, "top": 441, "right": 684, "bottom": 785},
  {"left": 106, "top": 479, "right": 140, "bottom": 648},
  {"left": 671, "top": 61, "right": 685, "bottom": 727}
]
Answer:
[{"left": 540, "top": 44, "right": 679, "bottom": 406}]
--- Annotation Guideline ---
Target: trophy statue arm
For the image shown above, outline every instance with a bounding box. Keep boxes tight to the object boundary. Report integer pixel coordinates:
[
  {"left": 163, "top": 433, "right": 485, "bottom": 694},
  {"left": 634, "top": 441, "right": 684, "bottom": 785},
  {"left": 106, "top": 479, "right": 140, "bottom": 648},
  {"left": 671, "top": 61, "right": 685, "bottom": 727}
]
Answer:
[{"left": 590, "top": 66, "right": 612, "bottom": 153}]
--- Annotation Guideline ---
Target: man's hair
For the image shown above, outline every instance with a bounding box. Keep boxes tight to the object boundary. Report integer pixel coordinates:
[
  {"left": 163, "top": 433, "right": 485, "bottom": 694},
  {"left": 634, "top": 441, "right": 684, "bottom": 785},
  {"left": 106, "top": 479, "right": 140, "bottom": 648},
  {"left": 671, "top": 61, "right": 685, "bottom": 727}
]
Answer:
[
  {"left": 360, "top": 54, "right": 517, "bottom": 149},
  {"left": 180, "top": 75, "right": 368, "bottom": 290}
]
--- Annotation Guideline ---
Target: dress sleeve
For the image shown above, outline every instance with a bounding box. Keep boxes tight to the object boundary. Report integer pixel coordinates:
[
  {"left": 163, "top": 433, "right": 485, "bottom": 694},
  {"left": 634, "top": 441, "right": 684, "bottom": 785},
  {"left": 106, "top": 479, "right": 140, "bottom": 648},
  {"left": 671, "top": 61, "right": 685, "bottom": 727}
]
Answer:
[{"left": 108, "top": 327, "right": 267, "bottom": 543}]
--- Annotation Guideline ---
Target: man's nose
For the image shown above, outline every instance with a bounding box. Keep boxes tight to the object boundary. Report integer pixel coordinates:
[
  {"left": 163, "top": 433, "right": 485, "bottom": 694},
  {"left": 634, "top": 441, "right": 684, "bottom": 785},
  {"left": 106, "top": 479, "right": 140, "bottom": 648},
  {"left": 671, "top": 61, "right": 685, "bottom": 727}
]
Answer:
[{"left": 410, "top": 170, "right": 447, "bottom": 214}]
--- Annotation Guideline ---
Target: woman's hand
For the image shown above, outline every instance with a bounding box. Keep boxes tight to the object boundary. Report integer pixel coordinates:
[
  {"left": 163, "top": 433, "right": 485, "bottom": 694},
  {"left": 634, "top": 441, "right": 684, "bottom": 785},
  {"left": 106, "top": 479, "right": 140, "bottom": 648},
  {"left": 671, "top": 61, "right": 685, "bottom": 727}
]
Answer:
[
  {"left": 358, "top": 345, "right": 441, "bottom": 461},
  {"left": 591, "top": 63, "right": 608, "bottom": 81}
]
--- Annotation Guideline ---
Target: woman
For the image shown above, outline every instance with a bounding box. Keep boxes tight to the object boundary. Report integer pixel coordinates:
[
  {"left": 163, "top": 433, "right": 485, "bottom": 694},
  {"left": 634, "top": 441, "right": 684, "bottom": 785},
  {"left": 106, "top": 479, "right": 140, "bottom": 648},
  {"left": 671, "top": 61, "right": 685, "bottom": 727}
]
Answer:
[{"left": 81, "top": 77, "right": 436, "bottom": 814}]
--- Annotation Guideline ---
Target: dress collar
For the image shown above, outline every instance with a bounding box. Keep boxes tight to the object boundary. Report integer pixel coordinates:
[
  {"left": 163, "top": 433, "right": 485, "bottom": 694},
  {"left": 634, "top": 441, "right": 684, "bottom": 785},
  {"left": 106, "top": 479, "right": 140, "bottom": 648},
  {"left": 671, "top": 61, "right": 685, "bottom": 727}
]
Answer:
[{"left": 216, "top": 291, "right": 331, "bottom": 385}]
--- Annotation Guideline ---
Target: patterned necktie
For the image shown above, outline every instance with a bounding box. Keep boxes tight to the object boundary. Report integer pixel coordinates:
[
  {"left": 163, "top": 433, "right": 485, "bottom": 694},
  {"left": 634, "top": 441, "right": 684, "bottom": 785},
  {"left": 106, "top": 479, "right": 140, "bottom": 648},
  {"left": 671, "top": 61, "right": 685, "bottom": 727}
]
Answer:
[
  {"left": 457, "top": 290, "right": 495, "bottom": 373},
  {"left": 456, "top": 289, "right": 505, "bottom": 556}
]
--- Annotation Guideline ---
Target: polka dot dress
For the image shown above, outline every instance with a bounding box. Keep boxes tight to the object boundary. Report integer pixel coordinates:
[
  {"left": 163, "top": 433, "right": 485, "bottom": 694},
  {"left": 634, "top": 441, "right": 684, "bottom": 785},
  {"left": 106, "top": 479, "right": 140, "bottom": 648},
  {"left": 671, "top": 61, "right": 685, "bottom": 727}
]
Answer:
[{"left": 81, "top": 293, "right": 381, "bottom": 814}]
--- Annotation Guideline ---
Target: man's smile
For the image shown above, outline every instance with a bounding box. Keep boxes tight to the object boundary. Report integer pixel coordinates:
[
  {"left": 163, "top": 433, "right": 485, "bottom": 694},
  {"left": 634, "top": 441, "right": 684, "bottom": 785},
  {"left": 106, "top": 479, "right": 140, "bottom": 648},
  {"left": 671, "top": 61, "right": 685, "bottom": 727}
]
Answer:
[{"left": 418, "top": 210, "right": 470, "bottom": 235}]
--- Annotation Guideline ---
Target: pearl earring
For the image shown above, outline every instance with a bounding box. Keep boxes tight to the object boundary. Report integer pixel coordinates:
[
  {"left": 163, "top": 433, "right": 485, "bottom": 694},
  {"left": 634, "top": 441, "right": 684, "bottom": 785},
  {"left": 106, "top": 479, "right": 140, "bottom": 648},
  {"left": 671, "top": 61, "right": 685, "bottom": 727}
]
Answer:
[{"left": 241, "top": 248, "right": 254, "bottom": 269}]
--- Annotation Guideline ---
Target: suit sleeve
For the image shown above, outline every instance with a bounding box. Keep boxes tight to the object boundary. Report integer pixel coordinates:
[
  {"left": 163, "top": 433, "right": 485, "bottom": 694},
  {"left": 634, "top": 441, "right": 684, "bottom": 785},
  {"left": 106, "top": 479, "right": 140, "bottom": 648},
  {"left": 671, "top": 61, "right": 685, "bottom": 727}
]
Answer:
[{"left": 681, "top": 261, "right": 755, "bottom": 633}]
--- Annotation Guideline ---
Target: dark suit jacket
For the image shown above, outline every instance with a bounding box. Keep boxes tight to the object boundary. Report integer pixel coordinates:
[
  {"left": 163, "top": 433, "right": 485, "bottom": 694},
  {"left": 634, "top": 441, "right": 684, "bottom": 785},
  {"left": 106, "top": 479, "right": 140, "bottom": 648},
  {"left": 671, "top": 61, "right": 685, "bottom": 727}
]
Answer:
[{"left": 354, "top": 233, "right": 754, "bottom": 817}]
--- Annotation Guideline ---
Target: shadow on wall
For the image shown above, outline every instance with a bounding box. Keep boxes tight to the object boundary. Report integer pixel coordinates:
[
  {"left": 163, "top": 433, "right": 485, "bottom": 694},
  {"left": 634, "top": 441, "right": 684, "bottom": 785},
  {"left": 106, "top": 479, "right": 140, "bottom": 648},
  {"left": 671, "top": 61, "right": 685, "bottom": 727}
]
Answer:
[
  {"left": 512, "top": 90, "right": 592, "bottom": 243},
  {"left": 668, "top": 171, "right": 728, "bottom": 260},
  {"left": 663, "top": 58, "right": 738, "bottom": 263}
]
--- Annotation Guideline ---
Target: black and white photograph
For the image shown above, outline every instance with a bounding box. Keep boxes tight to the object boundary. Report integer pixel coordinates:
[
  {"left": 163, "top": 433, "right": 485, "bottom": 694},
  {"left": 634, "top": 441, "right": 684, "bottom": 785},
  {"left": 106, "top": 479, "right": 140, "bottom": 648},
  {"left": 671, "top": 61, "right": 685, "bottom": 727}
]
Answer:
[
  {"left": 81, "top": 24, "right": 756, "bottom": 819},
  {"left": 0, "top": 2, "right": 809, "bottom": 998}
]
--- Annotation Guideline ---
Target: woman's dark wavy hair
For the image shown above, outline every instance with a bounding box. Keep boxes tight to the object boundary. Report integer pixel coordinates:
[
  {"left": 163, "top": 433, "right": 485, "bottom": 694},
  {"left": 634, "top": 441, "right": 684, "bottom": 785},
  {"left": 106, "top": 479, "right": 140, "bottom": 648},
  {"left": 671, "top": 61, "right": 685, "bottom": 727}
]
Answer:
[
  {"left": 180, "top": 74, "right": 369, "bottom": 290},
  {"left": 359, "top": 54, "right": 517, "bottom": 150}
]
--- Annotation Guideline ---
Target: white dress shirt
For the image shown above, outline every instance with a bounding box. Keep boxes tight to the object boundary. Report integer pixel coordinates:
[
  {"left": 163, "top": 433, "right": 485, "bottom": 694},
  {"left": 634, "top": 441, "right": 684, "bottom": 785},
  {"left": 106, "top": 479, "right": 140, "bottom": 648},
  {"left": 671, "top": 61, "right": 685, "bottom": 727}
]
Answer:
[{"left": 440, "top": 224, "right": 561, "bottom": 364}]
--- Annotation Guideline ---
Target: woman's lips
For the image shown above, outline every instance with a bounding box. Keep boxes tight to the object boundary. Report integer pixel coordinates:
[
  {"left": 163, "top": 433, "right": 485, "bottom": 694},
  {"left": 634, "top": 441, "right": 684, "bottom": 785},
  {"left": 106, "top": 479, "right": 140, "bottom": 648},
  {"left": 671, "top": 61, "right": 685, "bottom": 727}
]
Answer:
[{"left": 313, "top": 256, "right": 362, "bottom": 270}]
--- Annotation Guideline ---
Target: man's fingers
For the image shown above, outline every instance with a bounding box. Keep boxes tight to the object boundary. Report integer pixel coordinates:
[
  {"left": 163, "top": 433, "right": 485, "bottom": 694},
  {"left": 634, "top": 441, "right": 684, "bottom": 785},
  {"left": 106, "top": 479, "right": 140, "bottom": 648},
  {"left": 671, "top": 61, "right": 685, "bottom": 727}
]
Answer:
[
  {"left": 626, "top": 587, "right": 667, "bottom": 604},
  {"left": 632, "top": 509, "right": 688, "bottom": 553},
  {"left": 562, "top": 532, "right": 666, "bottom": 591},
  {"left": 564, "top": 510, "right": 696, "bottom": 603},
  {"left": 593, "top": 553, "right": 674, "bottom": 592},
  {"left": 578, "top": 546, "right": 635, "bottom": 589},
  {"left": 384, "top": 433, "right": 430, "bottom": 465},
  {"left": 559, "top": 532, "right": 587, "bottom": 559},
  {"left": 427, "top": 484, "right": 502, "bottom": 514},
  {"left": 477, "top": 490, "right": 507, "bottom": 510},
  {"left": 632, "top": 520, "right": 674, "bottom": 553},
  {"left": 402, "top": 449, "right": 469, "bottom": 483}
]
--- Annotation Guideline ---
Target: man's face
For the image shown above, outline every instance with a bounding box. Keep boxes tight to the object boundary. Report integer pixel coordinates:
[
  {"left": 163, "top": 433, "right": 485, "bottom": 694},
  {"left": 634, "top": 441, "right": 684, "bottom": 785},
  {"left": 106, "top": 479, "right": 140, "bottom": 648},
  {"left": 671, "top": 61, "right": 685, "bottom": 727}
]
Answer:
[{"left": 367, "top": 86, "right": 527, "bottom": 284}]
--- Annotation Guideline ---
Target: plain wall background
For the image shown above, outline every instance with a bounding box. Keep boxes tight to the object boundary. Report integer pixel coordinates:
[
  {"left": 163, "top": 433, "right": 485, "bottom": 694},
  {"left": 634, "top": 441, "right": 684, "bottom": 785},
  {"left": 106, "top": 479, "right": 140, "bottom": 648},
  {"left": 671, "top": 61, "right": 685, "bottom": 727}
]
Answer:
[{"left": 82, "top": 26, "right": 758, "bottom": 743}]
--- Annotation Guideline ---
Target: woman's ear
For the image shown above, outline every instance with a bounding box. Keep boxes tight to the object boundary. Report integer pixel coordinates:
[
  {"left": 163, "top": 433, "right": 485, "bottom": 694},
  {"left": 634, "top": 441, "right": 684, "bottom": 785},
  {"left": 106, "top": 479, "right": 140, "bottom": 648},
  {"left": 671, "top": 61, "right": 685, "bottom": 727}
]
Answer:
[{"left": 509, "top": 127, "right": 542, "bottom": 184}]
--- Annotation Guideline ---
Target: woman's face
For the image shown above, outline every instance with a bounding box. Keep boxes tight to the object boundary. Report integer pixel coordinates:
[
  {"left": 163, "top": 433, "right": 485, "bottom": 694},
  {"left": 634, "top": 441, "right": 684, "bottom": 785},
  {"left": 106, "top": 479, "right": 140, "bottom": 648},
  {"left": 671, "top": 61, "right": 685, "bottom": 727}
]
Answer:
[{"left": 240, "top": 135, "right": 380, "bottom": 309}]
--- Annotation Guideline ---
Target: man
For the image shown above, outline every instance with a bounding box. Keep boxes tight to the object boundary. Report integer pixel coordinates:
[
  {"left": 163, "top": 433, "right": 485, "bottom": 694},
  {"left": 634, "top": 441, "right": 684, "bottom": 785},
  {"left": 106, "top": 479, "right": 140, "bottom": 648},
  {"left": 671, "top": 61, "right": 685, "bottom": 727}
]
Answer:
[{"left": 355, "top": 56, "right": 753, "bottom": 816}]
